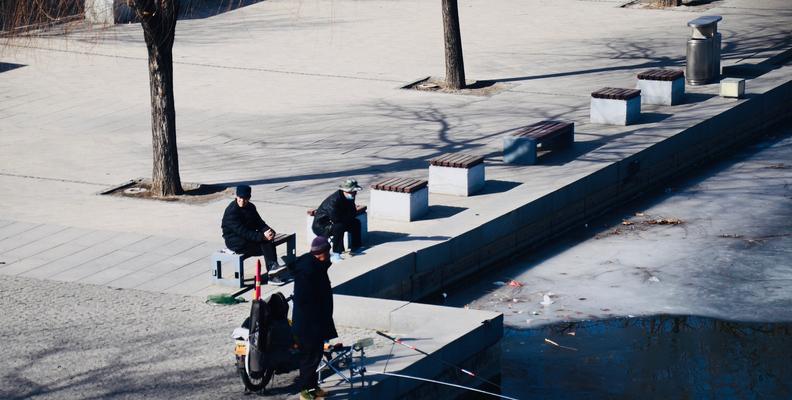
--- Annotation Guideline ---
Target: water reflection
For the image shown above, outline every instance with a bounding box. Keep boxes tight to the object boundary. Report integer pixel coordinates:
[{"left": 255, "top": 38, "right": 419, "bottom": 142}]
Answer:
[{"left": 502, "top": 315, "right": 792, "bottom": 399}]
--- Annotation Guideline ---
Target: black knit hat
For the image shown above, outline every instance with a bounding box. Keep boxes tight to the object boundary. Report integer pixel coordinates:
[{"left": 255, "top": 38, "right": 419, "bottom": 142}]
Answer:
[
  {"left": 236, "top": 185, "right": 252, "bottom": 199},
  {"left": 311, "top": 236, "right": 331, "bottom": 254}
]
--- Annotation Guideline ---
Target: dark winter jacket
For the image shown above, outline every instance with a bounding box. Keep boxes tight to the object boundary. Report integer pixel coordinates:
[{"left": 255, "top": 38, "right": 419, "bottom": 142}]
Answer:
[
  {"left": 312, "top": 190, "right": 357, "bottom": 236},
  {"left": 291, "top": 253, "right": 337, "bottom": 344},
  {"left": 221, "top": 200, "right": 271, "bottom": 252}
]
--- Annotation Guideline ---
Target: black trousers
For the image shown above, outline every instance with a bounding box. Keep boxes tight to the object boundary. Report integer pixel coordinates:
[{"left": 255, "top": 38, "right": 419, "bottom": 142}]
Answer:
[
  {"left": 314, "top": 219, "right": 361, "bottom": 254},
  {"left": 297, "top": 340, "right": 324, "bottom": 391},
  {"left": 237, "top": 241, "right": 278, "bottom": 271}
]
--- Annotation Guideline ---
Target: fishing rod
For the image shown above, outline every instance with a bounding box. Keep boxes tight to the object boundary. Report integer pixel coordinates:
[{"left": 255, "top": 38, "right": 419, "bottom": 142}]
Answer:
[
  {"left": 366, "top": 370, "right": 520, "bottom": 400},
  {"left": 375, "top": 330, "right": 503, "bottom": 391}
]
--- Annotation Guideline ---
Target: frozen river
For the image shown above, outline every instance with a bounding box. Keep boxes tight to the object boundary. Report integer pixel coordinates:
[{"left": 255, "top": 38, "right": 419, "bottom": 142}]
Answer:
[{"left": 445, "top": 124, "right": 792, "bottom": 398}]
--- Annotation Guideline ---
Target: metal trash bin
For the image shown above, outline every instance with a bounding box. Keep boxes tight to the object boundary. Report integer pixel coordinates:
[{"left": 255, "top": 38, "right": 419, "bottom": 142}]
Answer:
[{"left": 686, "top": 15, "right": 722, "bottom": 85}]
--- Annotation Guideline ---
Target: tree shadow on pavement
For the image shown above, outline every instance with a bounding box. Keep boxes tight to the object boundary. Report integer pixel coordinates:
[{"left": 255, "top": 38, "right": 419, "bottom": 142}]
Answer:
[
  {"left": 475, "top": 180, "right": 521, "bottom": 196},
  {"left": 423, "top": 205, "right": 466, "bottom": 220},
  {"left": 367, "top": 231, "right": 451, "bottom": 246},
  {"left": 0, "top": 62, "right": 25, "bottom": 73},
  {"left": 490, "top": 25, "right": 791, "bottom": 84},
  {"left": 179, "top": 0, "right": 266, "bottom": 20}
]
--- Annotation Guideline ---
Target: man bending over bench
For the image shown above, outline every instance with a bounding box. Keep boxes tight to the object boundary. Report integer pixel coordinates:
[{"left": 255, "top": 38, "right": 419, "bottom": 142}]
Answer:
[
  {"left": 221, "top": 185, "right": 283, "bottom": 284},
  {"left": 312, "top": 179, "right": 363, "bottom": 262}
]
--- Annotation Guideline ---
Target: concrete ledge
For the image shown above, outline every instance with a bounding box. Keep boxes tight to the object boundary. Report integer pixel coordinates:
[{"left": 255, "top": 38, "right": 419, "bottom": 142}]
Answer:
[
  {"left": 328, "top": 295, "right": 503, "bottom": 400},
  {"left": 334, "top": 66, "right": 791, "bottom": 304}
]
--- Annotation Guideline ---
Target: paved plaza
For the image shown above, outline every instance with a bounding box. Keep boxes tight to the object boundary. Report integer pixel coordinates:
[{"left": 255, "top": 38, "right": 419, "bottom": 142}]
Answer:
[
  {"left": 0, "top": 1, "right": 790, "bottom": 398},
  {"left": 2, "top": 0, "right": 790, "bottom": 297}
]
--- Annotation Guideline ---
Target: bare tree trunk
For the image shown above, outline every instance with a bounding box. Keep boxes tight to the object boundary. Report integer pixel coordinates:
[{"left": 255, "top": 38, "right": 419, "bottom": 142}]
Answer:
[
  {"left": 441, "top": 0, "right": 465, "bottom": 90},
  {"left": 138, "top": 0, "right": 182, "bottom": 196}
]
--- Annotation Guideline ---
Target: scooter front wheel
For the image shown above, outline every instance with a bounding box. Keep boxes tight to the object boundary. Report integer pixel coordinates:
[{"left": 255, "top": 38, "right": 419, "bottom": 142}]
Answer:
[{"left": 239, "top": 355, "right": 274, "bottom": 392}]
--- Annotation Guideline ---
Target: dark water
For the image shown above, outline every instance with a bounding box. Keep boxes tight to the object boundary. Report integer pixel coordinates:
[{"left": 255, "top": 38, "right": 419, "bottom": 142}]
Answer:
[{"left": 500, "top": 316, "right": 792, "bottom": 399}]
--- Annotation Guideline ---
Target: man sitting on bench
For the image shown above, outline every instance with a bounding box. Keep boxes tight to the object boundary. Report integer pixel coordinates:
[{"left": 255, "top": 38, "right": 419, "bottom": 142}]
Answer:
[
  {"left": 312, "top": 178, "right": 363, "bottom": 262},
  {"left": 221, "top": 185, "right": 283, "bottom": 284}
]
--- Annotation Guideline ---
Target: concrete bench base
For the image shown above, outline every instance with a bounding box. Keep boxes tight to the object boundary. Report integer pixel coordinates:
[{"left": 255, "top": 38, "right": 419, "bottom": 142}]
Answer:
[
  {"left": 590, "top": 96, "right": 641, "bottom": 125},
  {"left": 638, "top": 78, "right": 685, "bottom": 105},
  {"left": 503, "top": 121, "right": 574, "bottom": 165},
  {"left": 503, "top": 136, "right": 538, "bottom": 164},
  {"left": 429, "top": 163, "right": 485, "bottom": 196},
  {"left": 211, "top": 250, "right": 247, "bottom": 287},
  {"left": 305, "top": 212, "right": 369, "bottom": 247},
  {"left": 370, "top": 187, "right": 429, "bottom": 221},
  {"left": 210, "top": 234, "right": 296, "bottom": 288},
  {"left": 503, "top": 132, "right": 573, "bottom": 165}
]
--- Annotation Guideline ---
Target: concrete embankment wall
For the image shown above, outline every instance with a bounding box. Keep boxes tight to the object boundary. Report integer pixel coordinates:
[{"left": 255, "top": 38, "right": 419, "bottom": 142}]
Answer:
[
  {"left": 332, "top": 296, "right": 503, "bottom": 399},
  {"left": 336, "top": 69, "right": 791, "bottom": 302}
]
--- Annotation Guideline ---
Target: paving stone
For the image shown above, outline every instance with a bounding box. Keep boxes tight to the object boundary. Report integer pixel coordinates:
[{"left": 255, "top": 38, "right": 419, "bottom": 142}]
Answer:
[
  {"left": 1, "top": 227, "right": 93, "bottom": 261},
  {"left": 80, "top": 252, "right": 171, "bottom": 286},
  {"left": 135, "top": 260, "right": 206, "bottom": 292},
  {"left": 0, "top": 222, "right": 41, "bottom": 242},
  {"left": 50, "top": 249, "right": 141, "bottom": 282}
]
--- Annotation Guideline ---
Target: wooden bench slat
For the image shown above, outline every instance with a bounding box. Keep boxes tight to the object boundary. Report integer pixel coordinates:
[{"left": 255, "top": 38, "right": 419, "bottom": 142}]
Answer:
[
  {"left": 372, "top": 177, "right": 428, "bottom": 193},
  {"left": 433, "top": 154, "right": 456, "bottom": 164},
  {"left": 455, "top": 155, "right": 479, "bottom": 168},
  {"left": 443, "top": 153, "right": 467, "bottom": 167},
  {"left": 388, "top": 178, "right": 408, "bottom": 192},
  {"left": 430, "top": 153, "right": 484, "bottom": 168},
  {"left": 638, "top": 69, "right": 684, "bottom": 81},
  {"left": 591, "top": 87, "right": 641, "bottom": 100},
  {"left": 446, "top": 154, "right": 464, "bottom": 164},
  {"left": 372, "top": 177, "right": 396, "bottom": 191},
  {"left": 429, "top": 153, "right": 484, "bottom": 168},
  {"left": 401, "top": 179, "right": 419, "bottom": 192},
  {"left": 402, "top": 179, "right": 424, "bottom": 193},
  {"left": 273, "top": 232, "right": 295, "bottom": 245},
  {"left": 513, "top": 120, "right": 573, "bottom": 140}
]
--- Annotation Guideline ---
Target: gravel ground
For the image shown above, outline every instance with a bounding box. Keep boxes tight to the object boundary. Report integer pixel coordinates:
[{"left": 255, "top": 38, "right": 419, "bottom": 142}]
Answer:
[{"left": 0, "top": 275, "right": 381, "bottom": 399}]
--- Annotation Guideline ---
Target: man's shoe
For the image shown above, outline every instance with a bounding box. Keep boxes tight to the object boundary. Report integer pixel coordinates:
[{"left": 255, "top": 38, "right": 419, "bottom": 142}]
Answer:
[
  {"left": 267, "top": 262, "right": 286, "bottom": 273},
  {"left": 268, "top": 275, "right": 284, "bottom": 285},
  {"left": 349, "top": 247, "right": 366, "bottom": 256},
  {"left": 330, "top": 252, "right": 343, "bottom": 262},
  {"left": 299, "top": 389, "right": 316, "bottom": 400}
]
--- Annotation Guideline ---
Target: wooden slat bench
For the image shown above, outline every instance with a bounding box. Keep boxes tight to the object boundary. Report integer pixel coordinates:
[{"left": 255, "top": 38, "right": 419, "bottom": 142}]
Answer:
[
  {"left": 637, "top": 69, "right": 685, "bottom": 105},
  {"left": 305, "top": 205, "right": 368, "bottom": 246},
  {"left": 503, "top": 121, "right": 574, "bottom": 165},
  {"left": 590, "top": 87, "right": 642, "bottom": 125},
  {"left": 370, "top": 178, "right": 429, "bottom": 221},
  {"left": 210, "top": 232, "right": 296, "bottom": 288},
  {"left": 428, "top": 154, "right": 485, "bottom": 196}
]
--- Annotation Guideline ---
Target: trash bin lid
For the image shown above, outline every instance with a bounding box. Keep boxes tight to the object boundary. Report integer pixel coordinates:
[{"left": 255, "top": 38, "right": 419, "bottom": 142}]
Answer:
[{"left": 688, "top": 15, "right": 722, "bottom": 28}]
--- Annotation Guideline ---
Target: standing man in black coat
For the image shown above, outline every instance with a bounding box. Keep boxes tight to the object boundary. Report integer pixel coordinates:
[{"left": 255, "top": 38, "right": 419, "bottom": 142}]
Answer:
[
  {"left": 292, "top": 236, "right": 337, "bottom": 400},
  {"left": 221, "top": 185, "right": 282, "bottom": 283},
  {"left": 311, "top": 178, "right": 363, "bottom": 262}
]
